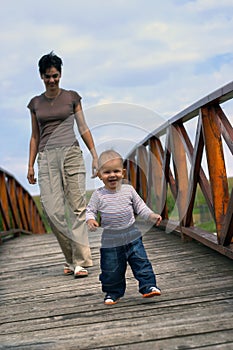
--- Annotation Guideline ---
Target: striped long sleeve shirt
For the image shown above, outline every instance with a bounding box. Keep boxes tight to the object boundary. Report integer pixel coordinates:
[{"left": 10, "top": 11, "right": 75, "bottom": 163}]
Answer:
[{"left": 86, "top": 184, "right": 153, "bottom": 230}]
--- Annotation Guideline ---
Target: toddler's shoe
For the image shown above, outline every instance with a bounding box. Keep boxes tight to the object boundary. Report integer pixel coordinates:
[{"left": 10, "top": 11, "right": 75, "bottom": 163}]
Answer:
[
  {"left": 142, "top": 286, "right": 161, "bottom": 298},
  {"left": 63, "top": 263, "right": 74, "bottom": 275},
  {"left": 104, "top": 295, "right": 120, "bottom": 305}
]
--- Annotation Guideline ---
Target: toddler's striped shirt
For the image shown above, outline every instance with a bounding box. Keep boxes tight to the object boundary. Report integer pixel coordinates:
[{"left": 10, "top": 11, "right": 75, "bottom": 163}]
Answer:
[{"left": 86, "top": 184, "right": 153, "bottom": 230}]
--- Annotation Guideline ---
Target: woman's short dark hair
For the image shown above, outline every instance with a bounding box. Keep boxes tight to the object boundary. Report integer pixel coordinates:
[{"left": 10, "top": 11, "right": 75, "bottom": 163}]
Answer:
[{"left": 38, "top": 51, "right": 63, "bottom": 75}]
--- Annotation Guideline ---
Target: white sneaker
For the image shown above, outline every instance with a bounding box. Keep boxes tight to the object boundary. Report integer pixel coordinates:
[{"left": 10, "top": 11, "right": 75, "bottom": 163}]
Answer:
[
  {"left": 104, "top": 295, "right": 120, "bottom": 305},
  {"left": 142, "top": 286, "right": 161, "bottom": 298}
]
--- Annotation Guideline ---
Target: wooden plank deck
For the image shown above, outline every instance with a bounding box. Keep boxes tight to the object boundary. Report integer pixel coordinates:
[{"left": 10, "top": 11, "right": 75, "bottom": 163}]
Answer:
[{"left": 0, "top": 227, "right": 233, "bottom": 350}]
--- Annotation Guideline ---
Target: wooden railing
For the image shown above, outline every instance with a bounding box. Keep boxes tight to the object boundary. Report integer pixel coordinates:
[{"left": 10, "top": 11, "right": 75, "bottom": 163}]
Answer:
[
  {"left": 124, "top": 81, "right": 233, "bottom": 259},
  {"left": 0, "top": 168, "right": 46, "bottom": 243}
]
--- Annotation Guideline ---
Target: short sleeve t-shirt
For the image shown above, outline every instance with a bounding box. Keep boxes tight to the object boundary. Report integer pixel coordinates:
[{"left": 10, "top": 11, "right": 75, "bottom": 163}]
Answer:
[{"left": 27, "top": 89, "right": 81, "bottom": 151}]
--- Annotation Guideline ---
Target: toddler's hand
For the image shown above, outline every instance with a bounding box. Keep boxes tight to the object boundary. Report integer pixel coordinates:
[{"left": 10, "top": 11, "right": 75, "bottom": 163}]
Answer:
[
  {"left": 87, "top": 219, "right": 99, "bottom": 231},
  {"left": 149, "top": 213, "right": 162, "bottom": 226}
]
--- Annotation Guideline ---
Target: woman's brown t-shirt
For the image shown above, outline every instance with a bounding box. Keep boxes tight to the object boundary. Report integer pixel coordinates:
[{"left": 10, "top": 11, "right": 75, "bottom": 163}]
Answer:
[{"left": 27, "top": 89, "right": 81, "bottom": 152}]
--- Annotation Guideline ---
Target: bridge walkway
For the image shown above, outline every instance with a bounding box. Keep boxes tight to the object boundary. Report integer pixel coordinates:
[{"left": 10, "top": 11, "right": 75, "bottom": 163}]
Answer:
[{"left": 0, "top": 228, "right": 233, "bottom": 349}]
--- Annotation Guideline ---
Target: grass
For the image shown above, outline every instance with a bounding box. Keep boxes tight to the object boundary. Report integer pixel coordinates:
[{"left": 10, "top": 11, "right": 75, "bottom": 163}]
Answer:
[{"left": 149, "top": 177, "right": 233, "bottom": 233}]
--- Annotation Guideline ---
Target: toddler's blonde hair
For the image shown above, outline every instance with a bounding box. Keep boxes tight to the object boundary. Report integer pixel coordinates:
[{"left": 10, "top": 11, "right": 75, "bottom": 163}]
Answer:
[{"left": 98, "top": 150, "right": 123, "bottom": 170}]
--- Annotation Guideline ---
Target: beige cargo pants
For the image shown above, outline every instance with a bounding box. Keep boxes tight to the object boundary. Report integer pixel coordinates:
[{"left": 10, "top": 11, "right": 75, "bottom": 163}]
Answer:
[{"left": 37, "top": 145, "right": 93, "bottom": 268}]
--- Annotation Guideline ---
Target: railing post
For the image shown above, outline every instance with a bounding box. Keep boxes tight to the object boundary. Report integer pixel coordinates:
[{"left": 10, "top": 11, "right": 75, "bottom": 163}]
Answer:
[
  {"left": 170, "top": 124, "right": 189, "bottom": 229},
  {"left": 0, "top": 172, "right": 10, "bottom": 230},
  {"left": 201, "top": 105, "right": 229, "bottom": 243},
  {"left": 126, "top": 152, "right": 137, "bottom": 189},
  {"left": 136, "top": 145, "right": 148, "bottom": 203},
  {"left": 149, "top": 137, "right": 164, "bottom": 214}
]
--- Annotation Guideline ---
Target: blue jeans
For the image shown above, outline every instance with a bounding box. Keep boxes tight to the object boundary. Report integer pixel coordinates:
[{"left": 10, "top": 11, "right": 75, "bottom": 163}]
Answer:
[{"left": 99, "top": 225, "right": 157, "bottom": 299}]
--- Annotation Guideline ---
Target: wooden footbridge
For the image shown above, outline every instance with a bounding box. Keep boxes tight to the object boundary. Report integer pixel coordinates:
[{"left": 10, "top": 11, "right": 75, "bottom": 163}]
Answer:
[{"left": 0, "top": 82, "right": 233, "bottom": 349}]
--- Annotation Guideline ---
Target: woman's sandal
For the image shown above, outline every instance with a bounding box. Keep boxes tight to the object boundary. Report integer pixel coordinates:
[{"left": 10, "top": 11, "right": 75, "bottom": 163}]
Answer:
[
  {"left": 74, "top": 265, "right": 88, "bottom": 278},
  {"left": 64, "top": 263, "right": 74, "bottom": 275}
]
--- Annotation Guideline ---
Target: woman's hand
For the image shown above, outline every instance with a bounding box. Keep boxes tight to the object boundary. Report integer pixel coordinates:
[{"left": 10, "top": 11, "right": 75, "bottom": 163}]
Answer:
[
  {"left": 27, "top": 166, "right": 37, "bottom": 184},
  {"left": 91, "top": 157, "right": 98, "bottom": 178}
]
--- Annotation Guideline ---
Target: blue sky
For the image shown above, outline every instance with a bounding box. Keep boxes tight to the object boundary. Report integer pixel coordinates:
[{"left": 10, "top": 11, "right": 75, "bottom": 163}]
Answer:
[{"left": 0, "top": 0, "right": 233, "bottom": 195}]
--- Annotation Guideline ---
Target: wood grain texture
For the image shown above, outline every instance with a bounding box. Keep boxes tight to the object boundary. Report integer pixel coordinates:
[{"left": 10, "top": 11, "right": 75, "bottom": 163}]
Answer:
[{"left": 0, "top": 228, "right": 233, "bottom": 349}]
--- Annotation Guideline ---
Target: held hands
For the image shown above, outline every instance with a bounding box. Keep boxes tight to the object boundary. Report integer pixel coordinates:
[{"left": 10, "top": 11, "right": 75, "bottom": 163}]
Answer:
[
  {"left": 87, "top": 219, "right": 99, "bottom": 231},
  {"left": 149, "top": 213, "right": 162, "bottom": 226},
  {"left": 27, "top": 167, "right": 37, "bottom": 185}
]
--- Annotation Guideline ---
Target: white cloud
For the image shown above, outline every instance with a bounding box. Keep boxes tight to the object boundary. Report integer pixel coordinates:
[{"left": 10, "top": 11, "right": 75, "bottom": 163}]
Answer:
[
  {"left": 186, "top": 0, "right": 233, "bottom": 11},
  {"left": 0, "top": 0, "right": 233, "bottom": 194}
]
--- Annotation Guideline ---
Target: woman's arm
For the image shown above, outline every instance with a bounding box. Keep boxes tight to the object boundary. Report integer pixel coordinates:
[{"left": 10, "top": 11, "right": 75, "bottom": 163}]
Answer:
[
  {"left": 27, "top": 111, "right": 40, "bottom": 184},
  {"left": 74, "top": 101, "right": 98, "bottom": 177}
]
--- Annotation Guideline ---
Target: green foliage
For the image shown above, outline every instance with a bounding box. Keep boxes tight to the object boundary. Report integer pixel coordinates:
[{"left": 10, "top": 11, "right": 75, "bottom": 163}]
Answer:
[
  {"left": 33, "top": 195, "right": 51, "bottom": 232},
  {"left": 86, "top": 190, "right": 94, "bottom": 204}
]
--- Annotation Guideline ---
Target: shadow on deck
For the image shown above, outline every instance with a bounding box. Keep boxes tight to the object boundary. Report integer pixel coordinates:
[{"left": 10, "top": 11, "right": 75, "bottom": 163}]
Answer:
[{"left": 0, "top": 228, "right": 233, "bottom": 350}]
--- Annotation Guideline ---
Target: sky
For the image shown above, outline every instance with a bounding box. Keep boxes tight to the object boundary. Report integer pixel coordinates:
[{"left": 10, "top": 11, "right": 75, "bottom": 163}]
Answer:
[{"left": 0, "top": 0, "right": 233, "bottom": 195}]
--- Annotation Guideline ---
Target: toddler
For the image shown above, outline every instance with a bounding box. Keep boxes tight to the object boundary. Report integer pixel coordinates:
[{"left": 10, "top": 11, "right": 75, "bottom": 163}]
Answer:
[{"left": 86, "top": 150, "right": 162, "bottom": 305}]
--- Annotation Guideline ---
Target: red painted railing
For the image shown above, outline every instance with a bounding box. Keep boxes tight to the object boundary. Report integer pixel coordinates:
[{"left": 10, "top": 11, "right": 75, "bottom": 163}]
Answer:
[
  {"left": 0, "top": 168, "right": 46, "bottom": 243},
  {"left": 124, "top": 81, "right": 233, "bottom": 259}
]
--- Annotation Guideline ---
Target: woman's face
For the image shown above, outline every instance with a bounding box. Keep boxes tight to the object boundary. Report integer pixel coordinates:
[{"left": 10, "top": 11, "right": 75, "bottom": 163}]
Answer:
[{"left": 41, "top": 66, "right": 61, "bottom": 91}]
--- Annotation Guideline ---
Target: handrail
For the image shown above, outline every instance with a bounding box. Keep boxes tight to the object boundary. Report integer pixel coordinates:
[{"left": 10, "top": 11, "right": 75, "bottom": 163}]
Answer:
[
  {"left": 0, "top": 167, "right": 46, "bottom": 243},
  {"left": 124, "top": 81, "right": 233, "bottom": 259}
]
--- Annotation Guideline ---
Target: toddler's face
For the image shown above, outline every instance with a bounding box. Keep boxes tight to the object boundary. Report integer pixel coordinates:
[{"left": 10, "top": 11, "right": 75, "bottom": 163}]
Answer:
[{"left": 98, "top": 158, "right": 125, "bottom": 191}]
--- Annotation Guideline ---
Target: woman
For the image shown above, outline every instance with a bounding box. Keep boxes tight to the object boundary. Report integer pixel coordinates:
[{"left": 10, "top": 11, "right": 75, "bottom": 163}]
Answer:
[{"left": 27, "top": 51, "right": 98, "bottom": 277}]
